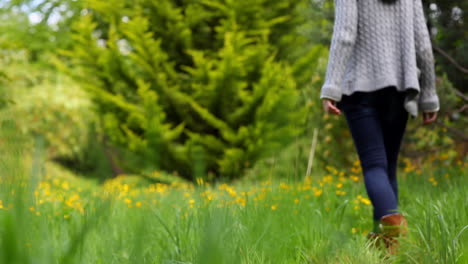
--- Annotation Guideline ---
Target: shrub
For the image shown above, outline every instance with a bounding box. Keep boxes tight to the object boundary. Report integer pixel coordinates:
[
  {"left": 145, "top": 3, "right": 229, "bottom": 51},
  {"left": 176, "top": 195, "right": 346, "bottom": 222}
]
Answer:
[{"left": 59, "top": 0, "right": 323, "bottom": 181}]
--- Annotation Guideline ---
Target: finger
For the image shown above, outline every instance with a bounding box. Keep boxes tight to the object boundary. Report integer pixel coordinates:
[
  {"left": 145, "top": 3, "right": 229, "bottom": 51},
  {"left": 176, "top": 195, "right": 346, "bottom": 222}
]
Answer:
[
  {"left": 423, "top": 112, "right": 437, "bottom": 124},
  {"left": 331, "top": 108, "right": 341, "bottom": 115},
  {"left": 423, "top": 113, "right": 430, "bottom": 125},
  {"left": 327, "top": 101, "right": 341, "bottom": 115},
  {"left": 428, "top": 112, "right": 436, "bottom": 118}
]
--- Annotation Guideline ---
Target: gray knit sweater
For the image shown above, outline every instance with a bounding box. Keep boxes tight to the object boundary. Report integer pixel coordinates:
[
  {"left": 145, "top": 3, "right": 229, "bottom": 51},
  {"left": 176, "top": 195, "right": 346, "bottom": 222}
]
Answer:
[{"left": 320, "top": 0, "right": 440, "bottom": 118}]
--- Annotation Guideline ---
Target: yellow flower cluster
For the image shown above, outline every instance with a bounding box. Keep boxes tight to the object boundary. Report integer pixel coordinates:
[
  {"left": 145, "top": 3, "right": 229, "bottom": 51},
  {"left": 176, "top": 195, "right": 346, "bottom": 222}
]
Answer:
[
  {"left": 351, "top": 194, "right": 372, "bottom": 211},
  {"left": 2, "top": 159, "right": 464, "bottom": 218},
  {"left": 402, "top": 158, "right": 420, "bottom": 174},
  {"left": 25, "top": 165, "right": 371, "bottom": 215},
  {"left": 32, "top": 179, "right": 86, "bottom": 216},
  {"left": 428, "top": 177, "right": 438, "bottom": 186}
]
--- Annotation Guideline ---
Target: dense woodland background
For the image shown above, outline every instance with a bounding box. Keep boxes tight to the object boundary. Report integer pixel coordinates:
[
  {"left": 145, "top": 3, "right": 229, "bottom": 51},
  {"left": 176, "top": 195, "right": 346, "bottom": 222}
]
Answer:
[{"left": 0, "top": 0, "right": 466, "bottom": 183}]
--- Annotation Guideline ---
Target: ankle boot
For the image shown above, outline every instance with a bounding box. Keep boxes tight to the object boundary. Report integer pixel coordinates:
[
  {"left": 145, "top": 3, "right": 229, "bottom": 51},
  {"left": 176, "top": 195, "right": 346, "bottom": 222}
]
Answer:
[{"left": 380, "top": 213, "right": 408, "bottom": 255}]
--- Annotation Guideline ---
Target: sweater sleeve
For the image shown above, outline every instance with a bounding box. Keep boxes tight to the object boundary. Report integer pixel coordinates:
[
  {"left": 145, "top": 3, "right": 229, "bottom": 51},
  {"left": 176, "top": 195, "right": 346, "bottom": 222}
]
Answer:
[
  {"left": 320, "top": 0, "right": 358, "bottom": 102},
  {"left": 414, "top": 0, "right": 440, "bottom": 112}
]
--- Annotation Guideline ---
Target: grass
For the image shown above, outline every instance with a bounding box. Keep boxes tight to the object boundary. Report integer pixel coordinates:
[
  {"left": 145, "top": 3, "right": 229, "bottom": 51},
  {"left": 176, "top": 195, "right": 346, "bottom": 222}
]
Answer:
[
  {"left": 0, "top": 120, "right": 467, "bottom": 264},
  {"left": 0, "top": 149, "right": 467, "bottom": 264}
]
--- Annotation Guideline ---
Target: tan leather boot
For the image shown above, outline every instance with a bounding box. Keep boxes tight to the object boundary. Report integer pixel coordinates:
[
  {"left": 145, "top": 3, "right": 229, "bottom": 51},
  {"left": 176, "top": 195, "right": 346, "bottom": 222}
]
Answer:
[{"left": 380, "top": 213, "right": 408, "bottom": 255}]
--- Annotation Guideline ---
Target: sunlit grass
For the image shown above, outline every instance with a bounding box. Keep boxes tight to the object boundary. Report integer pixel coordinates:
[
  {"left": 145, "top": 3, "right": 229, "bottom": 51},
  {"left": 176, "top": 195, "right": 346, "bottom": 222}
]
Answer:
[
  {"left": 0, "top": 120, "right": 466, "bottom": 263},
  {"left": 0, "top": 153, "right": 466, "bottom": 263}
]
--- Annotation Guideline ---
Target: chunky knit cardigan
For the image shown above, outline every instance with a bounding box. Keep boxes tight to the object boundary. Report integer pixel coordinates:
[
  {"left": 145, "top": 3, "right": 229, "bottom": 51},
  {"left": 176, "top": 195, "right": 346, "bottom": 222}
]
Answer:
[{"left": 320, "top": 0, "right": 440, "bottom": 118}]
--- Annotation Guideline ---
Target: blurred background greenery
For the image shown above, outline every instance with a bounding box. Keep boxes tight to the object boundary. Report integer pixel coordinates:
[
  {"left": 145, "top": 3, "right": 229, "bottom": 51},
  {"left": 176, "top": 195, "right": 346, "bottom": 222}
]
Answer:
[{"left": 0, "top": 0, "right": 466, "bottom": 184}]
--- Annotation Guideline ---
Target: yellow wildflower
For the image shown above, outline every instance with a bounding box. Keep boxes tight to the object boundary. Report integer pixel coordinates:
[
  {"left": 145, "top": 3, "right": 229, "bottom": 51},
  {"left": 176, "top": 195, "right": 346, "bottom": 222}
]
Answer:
[
  {"left": 360, "top": 198, "right": 371, "bottom": 205},
  {"left": 350, "top": 175, "right": 360, "bottom": 182},
  {"left": 61, "top": 181, "right": 70, "bottom": 190},
  {"left": 322, "top": 175, "right": 333, "bottom": 183},
  {"left": 236, "top": 197, "right": 246, "bottom": 206}
]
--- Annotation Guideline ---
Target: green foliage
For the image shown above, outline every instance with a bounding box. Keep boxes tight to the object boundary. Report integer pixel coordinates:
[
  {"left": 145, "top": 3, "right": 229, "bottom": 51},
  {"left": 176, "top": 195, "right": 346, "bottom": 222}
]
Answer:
[
  {"left": 423, "top": 0, "right": 468, "bottom": 92},
  {"left": 0, "top": 50, "right": 101, "bottom": 175},
  {"left": 58, "top": 0, "right": 323, "bottom": 181},
  {"left": 5, "top": 0, "right": 463, "bottom": 181},
  {"left": 1, "top": 0, "right": 83, "bottom": 63},
  {"left": 403, "top": 73, "right": 467, "bottom": 164}
]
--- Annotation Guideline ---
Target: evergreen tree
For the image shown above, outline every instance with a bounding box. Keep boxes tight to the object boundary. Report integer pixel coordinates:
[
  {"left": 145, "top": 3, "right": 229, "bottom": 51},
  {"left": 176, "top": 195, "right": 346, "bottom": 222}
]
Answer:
[{"left": 58, "top": 0, "right": 323, "bottom": 181}]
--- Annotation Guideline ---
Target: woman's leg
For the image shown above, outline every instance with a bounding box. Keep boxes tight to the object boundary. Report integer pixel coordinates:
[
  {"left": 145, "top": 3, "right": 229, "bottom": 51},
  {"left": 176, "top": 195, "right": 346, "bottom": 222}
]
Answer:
[
  {"left": 340, "top": 94, "right": 399, "bottom": 221},
  {"left": 378, "top": 89, "right": 409, "bottom": 206}
]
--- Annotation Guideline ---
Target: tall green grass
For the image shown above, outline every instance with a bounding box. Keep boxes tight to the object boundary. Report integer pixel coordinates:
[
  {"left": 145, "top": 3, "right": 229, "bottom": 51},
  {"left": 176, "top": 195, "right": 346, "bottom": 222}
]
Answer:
[{"left": 0, "top": 120, "right": 466, "bottom": 264}]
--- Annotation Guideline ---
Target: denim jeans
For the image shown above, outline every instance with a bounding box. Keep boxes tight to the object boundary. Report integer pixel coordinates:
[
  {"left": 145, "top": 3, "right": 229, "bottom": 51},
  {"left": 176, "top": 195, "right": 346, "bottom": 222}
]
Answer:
[{"left": 337, "top": 86, "right": 409, "bottom": 221}]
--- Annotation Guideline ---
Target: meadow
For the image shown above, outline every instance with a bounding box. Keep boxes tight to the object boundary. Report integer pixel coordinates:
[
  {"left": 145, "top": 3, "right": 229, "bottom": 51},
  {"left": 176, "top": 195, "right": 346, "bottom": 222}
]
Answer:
[
  {"left": 1, "top": 0, "right": 467, "bottom": 263},
  {"left": 0, "top": 130, "right": 466, "bottom": 264}
]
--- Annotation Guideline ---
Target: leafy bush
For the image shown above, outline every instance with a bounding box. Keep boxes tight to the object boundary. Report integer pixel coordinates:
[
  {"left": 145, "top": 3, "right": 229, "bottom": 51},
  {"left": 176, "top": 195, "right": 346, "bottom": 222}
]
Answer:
[{"left": 0, "top": 50, "right": 99, "bottom": 172}]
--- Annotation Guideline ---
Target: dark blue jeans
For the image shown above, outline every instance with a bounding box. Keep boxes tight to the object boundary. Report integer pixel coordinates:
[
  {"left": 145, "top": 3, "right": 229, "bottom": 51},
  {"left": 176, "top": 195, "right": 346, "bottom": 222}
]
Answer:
[{"left": 337, "top": 86, "right": 409, "bottom": 221}]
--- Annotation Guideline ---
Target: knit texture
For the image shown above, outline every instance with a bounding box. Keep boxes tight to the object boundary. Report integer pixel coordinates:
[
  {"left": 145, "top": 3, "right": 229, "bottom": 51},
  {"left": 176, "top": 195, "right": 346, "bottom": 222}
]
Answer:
[{"left": 320, "top": 0, "right": 440, "bottom": 118}]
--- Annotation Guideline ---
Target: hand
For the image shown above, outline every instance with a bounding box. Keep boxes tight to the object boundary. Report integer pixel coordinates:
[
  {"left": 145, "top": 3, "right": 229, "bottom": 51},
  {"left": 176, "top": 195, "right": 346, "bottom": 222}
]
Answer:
[
  {"left": 422, "top": 111, "right": 437, "bottom": 125},
  {"left": 322, "top": 99, "right": 341, "bottom": 115}
]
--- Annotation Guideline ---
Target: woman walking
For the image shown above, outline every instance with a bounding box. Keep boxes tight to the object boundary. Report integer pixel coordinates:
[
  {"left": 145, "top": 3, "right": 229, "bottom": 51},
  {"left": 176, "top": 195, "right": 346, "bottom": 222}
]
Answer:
[{"left": 320, "top": 0, "right": 440, "bottom": 255}]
